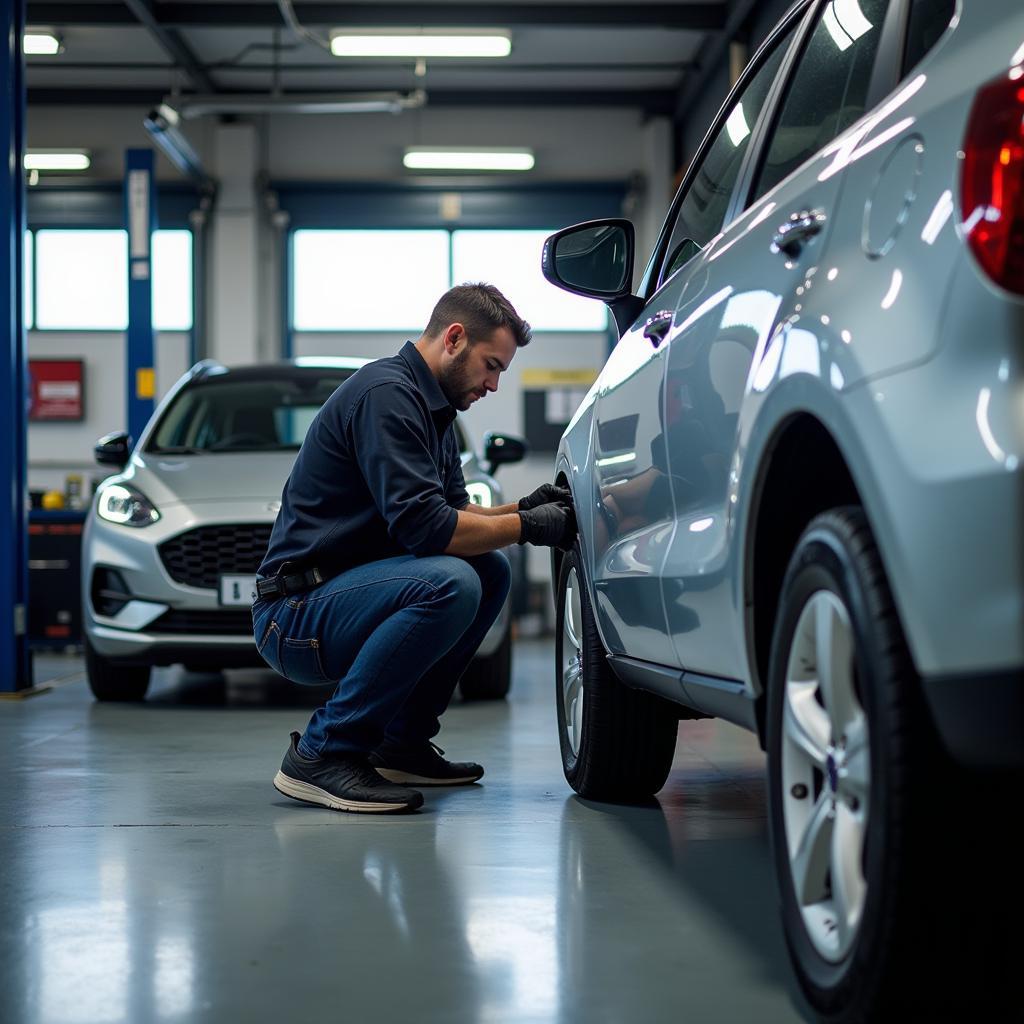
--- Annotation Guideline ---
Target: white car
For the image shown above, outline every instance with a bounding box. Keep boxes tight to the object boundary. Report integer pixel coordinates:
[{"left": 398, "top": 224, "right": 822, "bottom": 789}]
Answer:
[
  {"left": 542, "top": 0, "right": 1022, "bottom": 1020},
  {"left": 83, "top": 358, "right": 525, "bottom": 703}
]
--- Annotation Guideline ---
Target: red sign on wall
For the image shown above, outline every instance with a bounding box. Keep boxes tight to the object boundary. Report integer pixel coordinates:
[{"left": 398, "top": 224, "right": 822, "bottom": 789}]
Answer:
[{"left": 29, "top": 360, "right": 85, "bottom": 421}]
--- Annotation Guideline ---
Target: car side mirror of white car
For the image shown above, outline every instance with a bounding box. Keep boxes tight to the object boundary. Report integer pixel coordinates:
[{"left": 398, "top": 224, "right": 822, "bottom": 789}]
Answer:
[
  {"left": 483, "top": 432, "right": 528, "bottom": 476},
  {"left": 94, "top": 431, "right": 133, "bottom": 469}
]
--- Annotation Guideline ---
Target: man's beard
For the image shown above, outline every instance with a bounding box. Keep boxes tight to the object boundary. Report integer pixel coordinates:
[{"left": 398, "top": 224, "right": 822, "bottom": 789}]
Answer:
[{"left": 438, "top": 346, "right": 477, "bottom": 411}]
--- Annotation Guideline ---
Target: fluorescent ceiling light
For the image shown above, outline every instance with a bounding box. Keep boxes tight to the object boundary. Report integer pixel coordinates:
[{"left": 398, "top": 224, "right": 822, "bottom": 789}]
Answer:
[
  {"left": 24, "top": 150, "right": 90, "bottom": 171},
  {"left": 24, "top": 31, "right": 61, "bottom": 55},
  {"left": 331, "top": 30, "right": 511, "bottom": 58},
  {"left": 404, "top": 147, "right": 534, "bottom": 171}
]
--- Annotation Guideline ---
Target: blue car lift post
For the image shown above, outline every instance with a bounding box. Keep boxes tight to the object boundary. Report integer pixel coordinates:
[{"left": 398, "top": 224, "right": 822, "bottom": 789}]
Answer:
[
  {"left": 1, "top": 0, "right": 44, "bottom": 698},
  {"left": 125, "top": 148, "right": 157, "bottom": 444}
]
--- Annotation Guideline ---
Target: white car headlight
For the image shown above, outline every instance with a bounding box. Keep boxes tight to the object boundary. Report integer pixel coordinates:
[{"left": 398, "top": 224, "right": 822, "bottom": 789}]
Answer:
[
  {"left": 96, "top": 483, "right": 161, "bottom": 527},
  {"left": 465, "top": 481, "right": 494, "bottom": 508}
]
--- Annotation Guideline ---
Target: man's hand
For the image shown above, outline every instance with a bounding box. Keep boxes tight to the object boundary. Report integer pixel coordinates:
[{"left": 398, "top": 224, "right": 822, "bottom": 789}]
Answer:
[
  {"left": 518, "top": 483, "right": 572, "bottom": 512},
  {"left": 517, "top": 502, "right": 577, "bottom": 549}
]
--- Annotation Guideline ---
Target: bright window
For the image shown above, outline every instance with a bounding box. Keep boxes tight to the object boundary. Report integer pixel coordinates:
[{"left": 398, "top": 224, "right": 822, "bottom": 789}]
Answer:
[
  {"left": 35, "top": 229, "right": 128, "bottom": 330},
  {"left": 24, "top": 231, "right": 32, "bottom": 330},
  {"left": 152, "top": 229, "right": 193, "bottom": 331},
  {"left": 292, "top": 229, "right": 451, "bottom": 331},
  {"left": 32, "top": 227, "right": 193, "bottom": 332},
  {"left": 451, "top": 230, "right": 607, "bottom": 332}
]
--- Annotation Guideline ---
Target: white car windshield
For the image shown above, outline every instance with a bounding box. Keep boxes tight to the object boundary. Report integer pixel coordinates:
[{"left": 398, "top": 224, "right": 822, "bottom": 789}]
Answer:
[{"left": 147, "top": 372, "right": 353, "bottom": 454}]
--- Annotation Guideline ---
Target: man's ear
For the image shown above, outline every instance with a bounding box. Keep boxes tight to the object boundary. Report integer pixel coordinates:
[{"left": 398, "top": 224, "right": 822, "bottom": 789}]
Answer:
[{"left": 443, "top": 322, "right": 467, "bottom": 355}]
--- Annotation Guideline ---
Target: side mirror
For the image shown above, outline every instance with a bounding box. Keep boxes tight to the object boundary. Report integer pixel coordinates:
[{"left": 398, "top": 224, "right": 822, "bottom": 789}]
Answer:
[
  {"left": 484, "top": 432, "right": 527, "bottom": 476},
  {"left": 94, "top": 431, "right": 133, "bottom": 469},
  {"left": 542, "top": 219, "right": 635, "bottom": 300}
]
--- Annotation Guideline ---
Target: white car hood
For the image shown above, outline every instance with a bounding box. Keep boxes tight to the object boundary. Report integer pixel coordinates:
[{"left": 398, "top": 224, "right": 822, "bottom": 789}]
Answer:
[{"left": 119, "top": 450, "right": 297, "bottom": 507}]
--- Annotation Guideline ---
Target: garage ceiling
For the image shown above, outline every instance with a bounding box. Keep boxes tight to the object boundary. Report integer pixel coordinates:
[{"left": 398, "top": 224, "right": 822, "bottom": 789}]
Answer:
[{"left": 25, "top": 1, "right": 737, "bottom": 118}]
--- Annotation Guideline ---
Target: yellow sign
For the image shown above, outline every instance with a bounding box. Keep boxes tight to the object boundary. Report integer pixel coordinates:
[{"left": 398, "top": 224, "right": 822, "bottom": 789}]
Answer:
[
  {"left": 521, "top": 368, "right": 597, "bottom": 387},
  {"left": 136, "top": 368, "right": 155, "bottom": 399}
]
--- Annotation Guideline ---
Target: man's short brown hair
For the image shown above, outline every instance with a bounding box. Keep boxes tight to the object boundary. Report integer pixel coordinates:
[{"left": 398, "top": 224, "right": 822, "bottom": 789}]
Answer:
[{"left": 425, "top": 282, "right": 532, "bottom": 348}]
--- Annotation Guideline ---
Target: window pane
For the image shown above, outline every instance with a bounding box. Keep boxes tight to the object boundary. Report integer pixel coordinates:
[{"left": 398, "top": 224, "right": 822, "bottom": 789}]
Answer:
[
  {"left": 452, "top": 230, "right": 607, "bottom": 332},
  {"left": 36, "top": 229, "right": 128, "bottom": 330},
  {"left": 24, "top": 231, "right": 32, "bottom": 330},
  {"left": 153, "top": 229, "right": 193, "bottom": 331},
  {"left": 754, "top": 0, "right": 891, "bottom": 199},
  {"left": 660, "top": 27, "right": 794, "bottom": 283},
  {"left": 292, "top": 230, "right": 450, "bottom": 331},
  {"left": 903, "top": 0, "right": 955, "bottom": 75}
]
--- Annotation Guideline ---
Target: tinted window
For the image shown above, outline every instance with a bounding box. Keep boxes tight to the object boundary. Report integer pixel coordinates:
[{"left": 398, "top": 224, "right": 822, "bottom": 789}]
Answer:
[
  {"left": 149, "top": 373, "right": 353, "bottom": 453},
  {"left": 754, "top": 0, "right": 891, "bottom": 199},
  {"left": 903, "top": 0, "right": 955, "bottom": 74},
  {"left": 659, "top": 26, "right": 796, "bottom": 284}
]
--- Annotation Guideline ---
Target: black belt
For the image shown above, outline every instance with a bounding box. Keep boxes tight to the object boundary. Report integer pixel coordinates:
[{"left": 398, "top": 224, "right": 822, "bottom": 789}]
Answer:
[{"left": 256, "top": 566, "right": 324, "bottom": 599}]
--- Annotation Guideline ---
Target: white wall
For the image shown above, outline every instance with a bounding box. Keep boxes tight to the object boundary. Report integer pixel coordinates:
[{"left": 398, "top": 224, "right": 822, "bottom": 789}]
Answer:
[{"left": 27, "top": 331, "right": 191, "bottom": 495}]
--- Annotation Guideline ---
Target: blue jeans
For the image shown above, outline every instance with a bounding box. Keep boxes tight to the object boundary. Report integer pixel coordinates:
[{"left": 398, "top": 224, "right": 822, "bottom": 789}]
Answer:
[{"left": 252, "top": 552, "right": 511, "bottom": 759}]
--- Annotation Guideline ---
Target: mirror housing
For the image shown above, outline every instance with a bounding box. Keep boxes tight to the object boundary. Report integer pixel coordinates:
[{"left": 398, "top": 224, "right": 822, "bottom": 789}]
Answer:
[
  {"left": 94, "top": 431, "right": 133, "bottom": 469},
  {"left": 483, "top": 432, "right": 527, "bottom": 476},
  {"left": 542, "top": 218, "right": 643, "bottom": 335}
]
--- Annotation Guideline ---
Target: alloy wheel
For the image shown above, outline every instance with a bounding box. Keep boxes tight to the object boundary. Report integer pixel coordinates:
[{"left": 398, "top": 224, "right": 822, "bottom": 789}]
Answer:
[
  {"left": 561, "top": 567, "right": 585, "bottom": 757},
  {"left": 781, "top": 590, "right": 871, "bottom": 963}
]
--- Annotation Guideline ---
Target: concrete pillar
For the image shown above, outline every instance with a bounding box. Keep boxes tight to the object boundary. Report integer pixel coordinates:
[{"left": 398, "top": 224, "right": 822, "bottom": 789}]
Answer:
[{"left": 209, "top": 123, "right": 260, "bottom": 366}]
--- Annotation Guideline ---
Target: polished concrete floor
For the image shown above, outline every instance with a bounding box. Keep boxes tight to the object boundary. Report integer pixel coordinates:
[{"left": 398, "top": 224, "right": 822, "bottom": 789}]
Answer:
[{"left": 1, "top": 641, "right": 811, "bottom": 1024}]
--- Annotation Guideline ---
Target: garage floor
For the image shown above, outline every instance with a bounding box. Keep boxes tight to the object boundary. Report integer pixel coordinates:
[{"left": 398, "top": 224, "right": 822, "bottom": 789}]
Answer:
[{"left": 1, "top": 640, "right": 809, "bottom": 1024}]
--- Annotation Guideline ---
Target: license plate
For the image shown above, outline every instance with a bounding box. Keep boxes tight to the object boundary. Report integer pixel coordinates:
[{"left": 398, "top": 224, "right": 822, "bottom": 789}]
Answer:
[{"left": 220, "top": 575, "right": 257, "bottom": 606}]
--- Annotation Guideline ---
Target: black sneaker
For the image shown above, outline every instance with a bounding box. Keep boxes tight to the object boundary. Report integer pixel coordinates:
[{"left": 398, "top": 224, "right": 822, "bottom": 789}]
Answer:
[
  {"left": 273, "top": 732, "right": 424, "bottom": 813},
  {"left": 369, "top": 741, "right": 484, "bottom": 786}
]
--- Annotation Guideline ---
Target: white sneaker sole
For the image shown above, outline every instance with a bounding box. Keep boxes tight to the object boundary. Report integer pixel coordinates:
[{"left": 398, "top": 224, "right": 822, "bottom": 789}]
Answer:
[
  {"left": 273, "top": 771, "right": 420, "bottom": 813},
  {"left": 373, "top": 766, "right": 483, "bottom": 786}
]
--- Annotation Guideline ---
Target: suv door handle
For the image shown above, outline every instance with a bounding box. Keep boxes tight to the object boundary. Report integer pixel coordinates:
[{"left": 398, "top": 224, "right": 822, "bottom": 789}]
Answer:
[
  {"left": 642, "top": 310, "right": 673, "bottom": 347},
  {"left": 771, "top": 209, "right": 827, "bottom": 258}
]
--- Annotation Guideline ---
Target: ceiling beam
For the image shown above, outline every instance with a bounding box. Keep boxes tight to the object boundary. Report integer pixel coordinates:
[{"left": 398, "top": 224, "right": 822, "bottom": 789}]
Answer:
[
  {"left": 120, "top": 0, "right": 218, "bottom": 93},
  {"left": 28, "top": 3, "right": 728, "bottom": 30},
  {"left": 27, "top": 86, "right": 676, "bottom": 114}
]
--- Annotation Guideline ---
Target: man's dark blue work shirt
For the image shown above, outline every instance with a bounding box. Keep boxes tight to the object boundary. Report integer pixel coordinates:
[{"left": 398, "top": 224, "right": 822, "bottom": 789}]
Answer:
[{"left": 259, "top": 342, "right": 469, "bottom": 580}]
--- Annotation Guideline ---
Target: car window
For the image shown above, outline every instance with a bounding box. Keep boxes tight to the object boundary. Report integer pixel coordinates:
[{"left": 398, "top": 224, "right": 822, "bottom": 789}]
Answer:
[
  {"left": 753, "top": 0, "right": 892, "bottom": 200},
  {"left": 148, "top": 373, "right": 352, "bottom": 453},
  {"left": 902, "top": 0, "right": 955, "bottom": 75},
  {"left": 658, "top": 25, "right": 797, "bottom": 286}
]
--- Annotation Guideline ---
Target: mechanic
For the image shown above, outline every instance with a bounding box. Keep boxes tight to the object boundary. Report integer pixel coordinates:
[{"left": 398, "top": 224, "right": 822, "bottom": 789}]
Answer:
[{"left": 252, "top": 283, "right": 575, "bottom": 814}]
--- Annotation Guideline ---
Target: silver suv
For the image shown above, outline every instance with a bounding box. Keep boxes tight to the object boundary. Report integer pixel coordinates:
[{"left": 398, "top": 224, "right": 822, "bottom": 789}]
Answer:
[
  {"left": 543, "top": 1, "right": 1021, "bottom": 1019},
  {"left": 83, "top": 358, "right": 524, "bottom": 703}
]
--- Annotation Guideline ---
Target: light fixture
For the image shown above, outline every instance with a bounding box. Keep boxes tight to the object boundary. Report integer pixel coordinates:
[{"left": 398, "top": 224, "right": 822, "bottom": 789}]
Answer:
[
  {"left": 23, "top": 31, "right": 62, "bottom": 56},
  {"left": 403, "top": 147, "right": 534, "bottom": 172},
  {"left": 331, "top": 30, "right": 511, "bottom": 58},
  {"left": 24, "top": 149, "right": 90, "bottom": 171}
]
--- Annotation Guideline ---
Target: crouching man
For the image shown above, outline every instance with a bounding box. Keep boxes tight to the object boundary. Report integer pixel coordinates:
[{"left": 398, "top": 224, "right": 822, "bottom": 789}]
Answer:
[{"left": 253, "top": 283, "right": 575, "bottom": 813}]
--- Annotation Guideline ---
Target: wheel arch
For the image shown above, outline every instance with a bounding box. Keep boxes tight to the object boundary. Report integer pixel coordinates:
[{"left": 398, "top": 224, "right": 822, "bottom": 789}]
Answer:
[{"left": 744, "top": 412, "right": 866, "bottom": 741}]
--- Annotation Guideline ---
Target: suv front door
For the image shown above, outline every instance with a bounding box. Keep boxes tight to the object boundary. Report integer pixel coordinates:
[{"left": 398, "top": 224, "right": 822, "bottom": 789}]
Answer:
[
  {"left": 588, "top": 15, "right": 802, "bottom": 664},
  {"left": 657, "top": 0, "right": 895, "bottom": 680}
]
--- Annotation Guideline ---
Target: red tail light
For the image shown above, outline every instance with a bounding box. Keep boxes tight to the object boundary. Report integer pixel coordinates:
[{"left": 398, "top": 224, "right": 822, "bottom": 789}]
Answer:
[{"left": 961, "top": 69, "right": 1024, "bottom": 294}]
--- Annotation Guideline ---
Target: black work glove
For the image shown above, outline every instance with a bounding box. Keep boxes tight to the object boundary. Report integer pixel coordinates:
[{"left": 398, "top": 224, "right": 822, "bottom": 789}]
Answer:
[
  {"left": 518, "top": 483, "right": 572, "bottom": 512},
  {"left": 518, "top": 501, "right": 577, "bottom": 550}
]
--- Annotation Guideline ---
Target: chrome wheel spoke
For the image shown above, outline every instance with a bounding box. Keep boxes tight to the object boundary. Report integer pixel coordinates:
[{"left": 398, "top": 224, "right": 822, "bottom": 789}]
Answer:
[
  {"left": 815, "top": 596, "right": 857, "bottom": 738},
  {"left": 784, "top": 682, "right": 830, "bottom": 769},
  {"left": 791, "top": 793, "right": 834, "bottom": 906},
  {"left": 830, "top": 802, "right": 867, "bottom": 954}
]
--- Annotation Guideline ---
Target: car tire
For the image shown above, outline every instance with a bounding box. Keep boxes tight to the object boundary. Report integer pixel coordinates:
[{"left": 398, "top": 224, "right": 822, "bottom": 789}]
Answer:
[
  {"left": 555, "top": 542, "right": 677, "bottom": 801},
  {"left": 459, "top": 628, "right": 512, "bottom": 701},
  {"left": 85, "top": 639, "right": 151, "bottom": 702},
  {"left": 765, "top": 506, "right": 955, "bottom": 1022}
]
